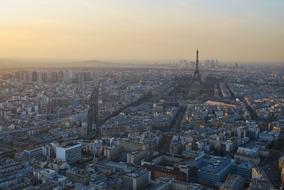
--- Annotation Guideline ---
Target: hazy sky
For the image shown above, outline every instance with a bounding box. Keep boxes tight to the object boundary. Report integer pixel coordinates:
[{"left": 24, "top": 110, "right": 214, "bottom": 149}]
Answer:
[{"left": 0, "top": 0, "right": 284, "bottom": 62}]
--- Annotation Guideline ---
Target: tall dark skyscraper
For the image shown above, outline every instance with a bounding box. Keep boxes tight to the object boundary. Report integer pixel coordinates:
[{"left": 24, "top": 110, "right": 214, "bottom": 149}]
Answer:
[
  {"left": 32, "top": 71, "right": 38, "bottom": 82},
  {"left": 47, "top": 96, "right": 56, "bottom": 120},
  {"left": 87, "top": 85, "right": 99, "bottom": 137},
  {"left": 192, "top": 49, "right": 202, "bottom": 84}
]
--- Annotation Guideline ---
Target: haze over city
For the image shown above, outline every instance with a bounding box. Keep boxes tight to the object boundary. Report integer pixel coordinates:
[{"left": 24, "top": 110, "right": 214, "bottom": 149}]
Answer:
[{"left": 0, "top": 0, "right": 284, "bottom": 65}]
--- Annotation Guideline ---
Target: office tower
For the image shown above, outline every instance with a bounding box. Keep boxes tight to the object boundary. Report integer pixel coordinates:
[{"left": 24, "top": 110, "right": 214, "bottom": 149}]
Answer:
[{"left": 87, "top": 85, "right": 100, "bottom": 137}]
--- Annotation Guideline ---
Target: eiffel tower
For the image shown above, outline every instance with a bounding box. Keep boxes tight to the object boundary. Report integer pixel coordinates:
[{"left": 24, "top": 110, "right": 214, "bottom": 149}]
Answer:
[{"left": 192, "top": 49, "right": 202, "bottom": 84}]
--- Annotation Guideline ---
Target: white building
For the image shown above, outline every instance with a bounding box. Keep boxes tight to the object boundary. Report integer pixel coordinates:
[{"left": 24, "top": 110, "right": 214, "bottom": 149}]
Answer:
[
  {"left": 56, "top": 143, "right": 82, "bottom": 164},
  {"left": 123, "top": 169, "right": 151, "bottom": 190}
]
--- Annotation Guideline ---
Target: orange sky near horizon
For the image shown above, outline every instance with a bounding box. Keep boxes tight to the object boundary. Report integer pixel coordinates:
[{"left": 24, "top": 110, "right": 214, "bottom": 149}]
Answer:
[{"left": 0, "top": 0, "right": 284, "bottom": 63}]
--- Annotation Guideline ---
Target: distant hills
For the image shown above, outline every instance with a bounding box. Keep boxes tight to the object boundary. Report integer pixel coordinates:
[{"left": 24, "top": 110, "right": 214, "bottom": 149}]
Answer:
[{"left": 0, "top": 58, "right": 283, "bottom": 70}]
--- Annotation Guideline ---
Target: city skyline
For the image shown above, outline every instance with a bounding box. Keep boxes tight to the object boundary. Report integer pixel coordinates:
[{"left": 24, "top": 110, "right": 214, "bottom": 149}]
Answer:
[
  {"left": 1, "top": 1, "right": 284, "bottom": 189},
  {"left": 0, "top": 0, "right": 284, "bottom": 63}
]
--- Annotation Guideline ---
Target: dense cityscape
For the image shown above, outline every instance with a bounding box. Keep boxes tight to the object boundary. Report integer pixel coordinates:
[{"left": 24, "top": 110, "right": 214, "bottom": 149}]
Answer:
[{"left": 0, "top": 50, "right": 283, "bottom": 190}]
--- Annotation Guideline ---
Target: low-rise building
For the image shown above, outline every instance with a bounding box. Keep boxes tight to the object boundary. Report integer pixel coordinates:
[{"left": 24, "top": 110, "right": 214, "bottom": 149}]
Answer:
[{"left": 123, "top": 169, "right": 151, "bottom": 190}]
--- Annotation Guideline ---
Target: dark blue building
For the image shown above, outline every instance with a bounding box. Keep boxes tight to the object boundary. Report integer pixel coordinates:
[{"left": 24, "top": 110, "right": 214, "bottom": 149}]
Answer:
[
  {"left": 197, "top": 156, "right": 233, "bottom": 187},
  {"left": 235, "top": 162, "right": 253, "bottom": 181}
]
